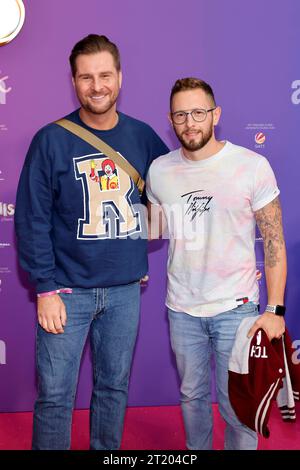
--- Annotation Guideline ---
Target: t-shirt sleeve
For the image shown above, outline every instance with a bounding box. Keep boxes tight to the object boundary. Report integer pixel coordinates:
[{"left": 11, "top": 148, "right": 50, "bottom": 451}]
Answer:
[
  {"left": 251, "top": 157, "right": 280, "bottom": 212},
  {"left": 146, "top": 162, "right": 161, "bottom": 205}
]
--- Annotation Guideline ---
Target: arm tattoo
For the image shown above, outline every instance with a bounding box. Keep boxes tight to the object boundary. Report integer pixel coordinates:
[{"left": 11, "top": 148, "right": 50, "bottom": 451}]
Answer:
[{"left": 255, "top": 197, "right": 285, "bottom": 268}]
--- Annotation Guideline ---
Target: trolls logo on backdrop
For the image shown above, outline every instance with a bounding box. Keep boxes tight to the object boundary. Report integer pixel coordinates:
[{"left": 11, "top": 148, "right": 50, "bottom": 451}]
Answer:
[
  {"left": 0, "top": 203, "right": 15, "bottom": 218},
  {"left": 0, "top": 74, "right": 12, "bottom": 105},
  {"left": 291, "top": 80, "right": 300, "bottom": 105},
  {"left": 0, "top": 340, "right": 6, "bottom": 365},
  {"left": 292, "top": 340, "right": 300, "bottom": 365}
]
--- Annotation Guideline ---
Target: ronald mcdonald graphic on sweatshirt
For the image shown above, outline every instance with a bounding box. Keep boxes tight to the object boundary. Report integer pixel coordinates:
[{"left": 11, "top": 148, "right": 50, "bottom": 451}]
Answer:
[{"left": 90, "top": 158, "right": 120, "bottom": 192}]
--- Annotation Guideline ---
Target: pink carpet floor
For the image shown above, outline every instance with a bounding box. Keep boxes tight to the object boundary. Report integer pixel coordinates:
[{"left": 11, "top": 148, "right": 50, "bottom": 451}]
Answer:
[{"left": 0, "top": 404, "right": 299, "bottom": 450}]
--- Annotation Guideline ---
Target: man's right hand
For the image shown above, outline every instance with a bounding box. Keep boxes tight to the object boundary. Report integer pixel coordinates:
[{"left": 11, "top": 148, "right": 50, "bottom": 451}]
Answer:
[{"left": 37, "top": 294, "right": 67, "bottom": 334}]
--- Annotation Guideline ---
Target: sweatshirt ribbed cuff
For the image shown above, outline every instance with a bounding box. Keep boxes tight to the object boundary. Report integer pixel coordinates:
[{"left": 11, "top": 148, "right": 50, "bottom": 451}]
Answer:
[{"left": 36, "top": 280, "right": 58, "bottom": 294}]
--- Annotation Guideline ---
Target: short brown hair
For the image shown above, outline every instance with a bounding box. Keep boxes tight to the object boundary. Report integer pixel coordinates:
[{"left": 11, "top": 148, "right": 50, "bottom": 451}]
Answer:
[
  {"left": 69, "top": 34, "right": 121, "bottom": 77},
  {"left": 170, "top": 77, "right": 216, "bottom": 109}
]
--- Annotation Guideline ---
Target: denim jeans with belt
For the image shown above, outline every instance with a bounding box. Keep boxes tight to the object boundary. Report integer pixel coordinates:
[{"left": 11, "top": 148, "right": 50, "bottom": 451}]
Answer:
[
  {"left": 32, "top": 282, "right": 140, "bottom": 450},
  {"left": 168, "top": 302, "right": 259, "bottom": 450}
]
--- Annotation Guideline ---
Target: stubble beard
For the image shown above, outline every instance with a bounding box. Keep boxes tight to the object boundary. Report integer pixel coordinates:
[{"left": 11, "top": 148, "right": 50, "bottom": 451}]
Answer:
[
  {"left": 176, "top": 124, "right": 213, "bottom": 152},
  {"left": 81, "top": 94, "right": 118, "bottom": 115}
]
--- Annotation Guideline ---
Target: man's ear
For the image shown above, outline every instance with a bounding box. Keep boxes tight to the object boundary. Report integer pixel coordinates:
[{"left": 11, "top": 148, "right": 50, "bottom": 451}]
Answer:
[
  {"left": 168, "top": 112, "right": 173, "bottom": 126},
  {"left": 213, "top": 106, "right": 222, "bottom": 126},
  {"left": 118, "top": 70, "right": 123, "bottom": 89}
]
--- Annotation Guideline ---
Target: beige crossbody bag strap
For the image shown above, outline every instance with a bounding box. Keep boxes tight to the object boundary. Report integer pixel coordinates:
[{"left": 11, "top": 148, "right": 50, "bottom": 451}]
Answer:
[{"left": 55, "top": 118, "right": 145, "bottom": 195}]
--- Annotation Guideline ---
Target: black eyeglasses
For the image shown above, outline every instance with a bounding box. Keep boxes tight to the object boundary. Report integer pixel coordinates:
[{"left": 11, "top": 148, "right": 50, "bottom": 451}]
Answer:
[{"left": 171, "top": 107, "right": 216, "bottom": 125}]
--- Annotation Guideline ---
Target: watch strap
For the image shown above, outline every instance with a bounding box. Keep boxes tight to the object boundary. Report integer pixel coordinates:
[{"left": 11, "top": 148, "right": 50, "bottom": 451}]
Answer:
[{"left": 266, "top": 304, "right": 286, "bottom": 316}]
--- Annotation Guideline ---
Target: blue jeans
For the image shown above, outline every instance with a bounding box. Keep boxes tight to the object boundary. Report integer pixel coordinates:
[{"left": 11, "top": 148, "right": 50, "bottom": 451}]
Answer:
[
  {"left": 168, "top": 302, "right": 259, "bottom": 450},
  {"left": 32, "top": 282, "right": 140, "bottom": 450}
]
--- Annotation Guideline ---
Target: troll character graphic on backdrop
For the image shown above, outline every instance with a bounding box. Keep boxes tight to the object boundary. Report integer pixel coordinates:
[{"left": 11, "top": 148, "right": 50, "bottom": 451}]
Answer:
[
  {"left": 0, "top": 75, "right": 12, "bottom": 105},
  {"left": 90, "top": 158, "right": 120, "bottom": 191}
]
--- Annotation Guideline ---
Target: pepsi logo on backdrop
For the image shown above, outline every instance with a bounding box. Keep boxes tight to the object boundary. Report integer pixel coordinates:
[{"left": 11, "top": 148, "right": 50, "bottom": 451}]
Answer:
[
  {"left": 0, "top": 73, "right": 12, "bottom": 105},
  {"left": 291, "top": 80, "right": 300, "bottom": 105}
]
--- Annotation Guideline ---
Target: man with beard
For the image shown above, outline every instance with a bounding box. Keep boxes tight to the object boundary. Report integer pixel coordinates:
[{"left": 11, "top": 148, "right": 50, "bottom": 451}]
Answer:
[
  {"left": 15, "top": 34, "right": 168, "bottom": 450},
  {"left": 146, "top": 77, "right": 287, "bottom": 449}
]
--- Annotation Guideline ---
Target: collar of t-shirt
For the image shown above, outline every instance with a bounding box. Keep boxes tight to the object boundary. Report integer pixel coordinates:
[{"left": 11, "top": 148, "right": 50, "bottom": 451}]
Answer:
[{"left": 180, "top": 140, "right": 230, "bottom": 167}]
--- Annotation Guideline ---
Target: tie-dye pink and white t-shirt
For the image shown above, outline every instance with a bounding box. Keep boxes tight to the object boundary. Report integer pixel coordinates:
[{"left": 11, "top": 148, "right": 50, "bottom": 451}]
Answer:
[{"left": 146, "top": 141, "right": 280, "bottom": 317}]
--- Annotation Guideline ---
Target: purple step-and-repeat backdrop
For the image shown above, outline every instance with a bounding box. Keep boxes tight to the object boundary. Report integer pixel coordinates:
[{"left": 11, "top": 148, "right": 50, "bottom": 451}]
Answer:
[{"left": 0, "top": 0, "right": 299, "bottom": 412}]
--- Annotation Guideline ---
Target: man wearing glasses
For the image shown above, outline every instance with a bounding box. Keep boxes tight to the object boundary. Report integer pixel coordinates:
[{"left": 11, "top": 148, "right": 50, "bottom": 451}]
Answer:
[{"left": 146, "top": 77, "right": 287, "bottom": 449}]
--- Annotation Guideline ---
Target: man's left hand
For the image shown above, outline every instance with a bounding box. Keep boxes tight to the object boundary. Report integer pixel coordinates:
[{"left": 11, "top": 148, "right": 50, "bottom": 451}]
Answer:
[{"left": 247, "top": 311, "right": 285, "bottom": 341}]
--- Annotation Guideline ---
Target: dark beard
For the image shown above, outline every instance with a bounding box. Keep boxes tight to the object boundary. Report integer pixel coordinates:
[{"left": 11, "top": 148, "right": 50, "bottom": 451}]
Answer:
[{"left": 176, "top": 125, "right": 213, "bottom": 152}]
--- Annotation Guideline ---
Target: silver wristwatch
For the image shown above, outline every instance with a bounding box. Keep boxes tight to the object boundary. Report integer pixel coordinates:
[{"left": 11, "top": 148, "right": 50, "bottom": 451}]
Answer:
[{"left": 265, "top": 304, "right": 286, "bottom": 316}]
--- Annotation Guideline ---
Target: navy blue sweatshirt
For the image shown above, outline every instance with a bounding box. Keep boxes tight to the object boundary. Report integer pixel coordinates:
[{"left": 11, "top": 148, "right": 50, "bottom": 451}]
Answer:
[{"left": 15, "top": 110, "right": 169, "bottom": 293}]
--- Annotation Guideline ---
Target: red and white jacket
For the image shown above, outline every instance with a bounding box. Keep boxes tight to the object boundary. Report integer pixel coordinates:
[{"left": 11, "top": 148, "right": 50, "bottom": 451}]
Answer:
[{"left": 228, "top": 316, "right": 300, "bottom": 437}]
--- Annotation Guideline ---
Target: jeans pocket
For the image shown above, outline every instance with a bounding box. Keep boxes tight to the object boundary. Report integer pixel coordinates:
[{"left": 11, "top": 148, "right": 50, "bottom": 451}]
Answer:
[{"left": 232, "top": 301, "right": 258, "bottom": 316}]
